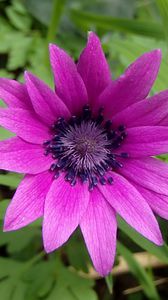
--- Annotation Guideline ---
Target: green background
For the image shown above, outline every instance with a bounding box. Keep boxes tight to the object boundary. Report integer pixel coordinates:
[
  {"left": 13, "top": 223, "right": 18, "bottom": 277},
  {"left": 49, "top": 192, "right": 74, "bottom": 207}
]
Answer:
[{"left": 0, "top": 0, "right": 168, "bottom": 299}]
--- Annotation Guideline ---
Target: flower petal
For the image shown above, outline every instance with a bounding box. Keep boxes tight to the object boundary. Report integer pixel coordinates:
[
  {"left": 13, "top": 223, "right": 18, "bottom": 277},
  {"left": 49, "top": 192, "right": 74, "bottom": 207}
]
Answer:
[
  {"left": 24, "top": 72, "right": 70, "bottom": 125},
  {"left": 99, "top": 172, "right": 163, "bottom": 245},
  {"left": 97, "top": 50, "right": 161, "bottom": 118},
  {"left": 4, "top": 171, "right": 53, "bottom": 231},
  {"left": 132, "top": 182, "right": 168, "bottom": 220},
  {"left": 43, "top": 175, "right": 89, "bottom": 252},
  {"left": 119, "top": 157, "right": 168, "bottom": 196},
  {"left": 119, "top": 126, "right": 168, "bottom": 157},
  {"left": 0, "top": 108, "right": 51, "bottom": 144},
  {"left": 0, "top": 137, "right": 53, "bottom": 174},
  {"left": 77, "top": 32, "right": 111, "bottom": 106},
  {"left": 112, "top": 90, "right": 168, "bottom": 127},
  {"left": 49, "top": 44, "right": 88, "bottom": 114},
  {"left": 80, "top": 188, "right": 117, "bottom": 276},
  {"left": 0, "top": 78, "right": 31, "bottom": 109}
]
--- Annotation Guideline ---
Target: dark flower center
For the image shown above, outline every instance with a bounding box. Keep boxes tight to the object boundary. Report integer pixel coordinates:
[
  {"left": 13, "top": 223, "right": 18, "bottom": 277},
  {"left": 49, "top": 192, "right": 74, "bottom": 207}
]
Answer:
[{"left": 43, "top": 106, "right": 128, "bottom": 190}]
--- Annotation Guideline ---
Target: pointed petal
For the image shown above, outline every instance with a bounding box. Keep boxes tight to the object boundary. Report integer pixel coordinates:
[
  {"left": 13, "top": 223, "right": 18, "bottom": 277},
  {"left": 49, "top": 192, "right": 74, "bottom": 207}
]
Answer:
[
  {"left": 97, "top": 50, "right": 161, "bottom": 117},
  {"left": 0, "top": 137, "right": 53, "bottom": 174},
  {"left": 80, "top": 188, "right": 117, "bottom": 276},
  {"left": 132, "top": 182, "right": 168, "bottom": 220},
  {"left": 49, "top": 44, "right": 88, "bottom": 114},
  {"left": 43, "top": 175, "right": 89, "bottom": 252},
  {"left": 99, "top": 172, "right": 163, "bottom": 245},
  {"left": 4, "top": 172, "right": 53, "bottom": 231},
  {"left": 0, "top": 78, "right": 31, "bottom": 109},
  {"left": 119, "top": 157, "right": 168, "bottom": 196},
  {"left": 0, "top": 108, "right": 51, "bottom": 144},
  {"left": 112, "top": 90, "right": 168, "bottom": 127},
  {"left": 25, "top": 72, "right": 70, "bottom": 125},
  {"left": 77, "top": 32, "right": 111, "bottom": 106},
  {"left": 119, "top": 126, "right": 168, "bottom": 157}
]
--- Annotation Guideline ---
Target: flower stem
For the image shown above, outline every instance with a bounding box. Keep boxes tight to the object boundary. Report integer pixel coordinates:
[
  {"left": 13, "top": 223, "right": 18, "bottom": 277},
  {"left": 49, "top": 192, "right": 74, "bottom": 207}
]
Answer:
[
  {"left": 105, "top": 273, "right": 113, "bottom": 294},
  {"left": 25, "top": 251, "right": 46, "bottom": 267},
  {"left": 45, "top": 0, "right": 66, "bottom": 66},
  {"left": 47, "top": 0, "right": 66, "bottom": 43}
]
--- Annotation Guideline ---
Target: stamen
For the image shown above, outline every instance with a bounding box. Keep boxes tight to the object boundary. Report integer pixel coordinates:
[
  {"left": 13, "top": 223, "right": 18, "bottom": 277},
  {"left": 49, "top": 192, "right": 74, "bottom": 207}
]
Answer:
[
  {"left": 43, "top": 106, "right": 128, "bottom": 190},
  {"left": 100, "top": 177, "right": 106, "bottom": 185},
  {"left": 108, "top": 177, "right": 113, "bottom": 184}
]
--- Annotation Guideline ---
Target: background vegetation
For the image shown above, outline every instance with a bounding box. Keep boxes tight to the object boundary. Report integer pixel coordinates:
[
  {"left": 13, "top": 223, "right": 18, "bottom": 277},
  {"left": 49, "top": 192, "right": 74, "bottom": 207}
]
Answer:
[{"left": 0, "top": 0, "right": 168, "bottom": 299}]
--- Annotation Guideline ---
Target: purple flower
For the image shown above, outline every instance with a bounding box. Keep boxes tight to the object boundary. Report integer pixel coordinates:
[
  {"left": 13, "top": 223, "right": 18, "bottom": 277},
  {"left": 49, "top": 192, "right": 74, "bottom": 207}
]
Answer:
[{"left": 0, "top": 32, "right": 168, "bottom": 276}]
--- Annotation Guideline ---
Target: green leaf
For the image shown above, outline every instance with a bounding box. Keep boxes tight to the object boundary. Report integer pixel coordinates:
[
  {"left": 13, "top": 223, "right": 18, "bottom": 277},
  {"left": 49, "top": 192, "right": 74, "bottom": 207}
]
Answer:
[
  {"left": 0, "top": 258, "right": 26, "bottom": 300},
  {"left": 0, "top": 278, "right": 26, "bottom": 300},
  {"left": 28, "top": 35, "right": 53, "bottom": 86},
  {"left": 156, "top": 0, "right": 168, "bottom": 42},
  {"left": 25, "top": 0, "right": 136, "bottom": 27},
  {"left": 0, "top": 200, "right": 10, "bottom": 220},
  {"left": 70, "top": 9, "right": 165, "bottom": 39},
  {"left": 0, "top": 279, "right": 14, "bottom": 300},
  {"left": 7, "top": 34, "right": 33, "bottom": 70},
  {"left": 46, "top": 285, "right": 75, "bottom": 300},
  {"left": 79, "top": 0, "right": 136, "bottom": 18},
  {"left": 117, "top": 242, "right": 160, "bottom": 300},
  {"left": 118, "top": 216, "right": 168, "bottom": 264},
  {"left": 0, "top": 17, "right": 14, "bottom": 53},
  {"left": 24, "top": 261, "right": 55, "bottom": 299},
  {"left": 24, "top": 257, "right": 97, "bottom": 300},
  {"left": 6, "top": 0, "right": 32, "bottom": 32},
  {"left": 0, "top": 70, "right": 14, "bottom": 79},
  {"left": 11, "top": 282, "right": 27, "bottom": 300},
  {"left": 65, "top": 230, "right": 90, "bottom": 272},
  {"left": 24, "top": 0, "right": 52, "bottom": 26},
  {"left": 106, "top": 34, "right": 168, "bottom": 91},
  {"left": 0, "top": 227, "right": 40, "bottom": 254},
  {"left": 0, "top": 173, "right": 22, "bottom": 188},
  {"left": 0, "top": 127, "right": 14, "bottom": 140},
  {"left": 56, "top": 266, "right": 97, "bottom": 300},
  {"left": 0, "top": 257, "right": 24, "bottom": 278}
]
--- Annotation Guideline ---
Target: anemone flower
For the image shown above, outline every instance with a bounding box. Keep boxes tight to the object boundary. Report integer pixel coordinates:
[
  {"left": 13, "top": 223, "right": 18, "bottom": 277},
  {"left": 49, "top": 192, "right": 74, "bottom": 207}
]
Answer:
[{"left": 0, "top": 32, "right": 168, "bottom": 276}]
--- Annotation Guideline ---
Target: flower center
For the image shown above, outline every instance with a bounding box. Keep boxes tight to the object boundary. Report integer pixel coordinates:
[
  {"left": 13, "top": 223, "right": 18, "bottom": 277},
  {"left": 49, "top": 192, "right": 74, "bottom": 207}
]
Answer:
[{"left": 43, "top": 106, "right": 128, "bottom": 190}]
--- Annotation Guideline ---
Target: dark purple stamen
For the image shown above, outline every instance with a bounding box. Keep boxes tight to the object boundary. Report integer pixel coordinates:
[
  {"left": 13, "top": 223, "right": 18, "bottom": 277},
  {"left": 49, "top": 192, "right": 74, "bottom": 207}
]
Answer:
[{"left": 43, "top": 106, "right": 128, "bottom": 190}]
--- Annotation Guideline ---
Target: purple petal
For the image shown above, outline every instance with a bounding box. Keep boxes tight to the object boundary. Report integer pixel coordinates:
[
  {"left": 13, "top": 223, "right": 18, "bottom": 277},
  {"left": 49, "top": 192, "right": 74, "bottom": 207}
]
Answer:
[
  {"left": 99, "top": 172, "right": 163, "bottom": 245},
  {"left": 0, "top": 78, "right": 31, "bottom": 109},
  {"left": 43, "top": 175, "right": 89, "bottom": 252},
  {"left": 0, "top": 137, "right": 53, "bottom": 174},
  {"left": 112, "top": 90, "right": 168, "bottom": 127},
  {"left": 80, "top": 188, "right": 117, "bottom": 276},
  {"left": 0, "top": 108, "right": 51, "bottom": 144},
  {"left": 49, "top": 44, "right": 88, "bottom": 114},
  {"left": 118, "top": 126, "right": 168, "bottom": 157},
  {"left": 132, "top": 182, "right": 168, "bottom": 220},
  {"left": 77, "top": 32, "right": 111, "bottom": 106},
  {"left": 24, "top": 72, "right": 70, "bottom": 126},
  {"left": 119, "top": 157, "right": 168, "bottom": 196},
  {"left": 4, "top": 171, "right": 53, "bottom": 231},
  {"left": 97, "top": 50, "right": 161, "bottom": 118}
]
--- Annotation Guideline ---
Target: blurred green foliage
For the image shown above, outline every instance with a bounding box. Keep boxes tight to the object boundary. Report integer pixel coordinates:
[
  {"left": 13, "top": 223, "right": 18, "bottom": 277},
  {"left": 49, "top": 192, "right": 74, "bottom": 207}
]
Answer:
[{"left": 1, "top": 0, "right": 168, "bottom": 299}]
